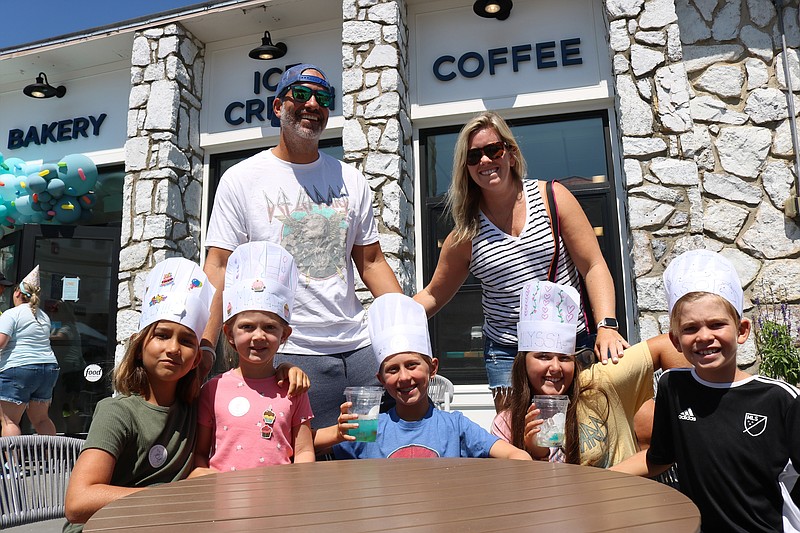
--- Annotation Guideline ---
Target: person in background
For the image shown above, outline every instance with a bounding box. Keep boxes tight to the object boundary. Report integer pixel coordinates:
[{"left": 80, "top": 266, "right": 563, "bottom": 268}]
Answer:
[
  {"left": 48, "top": 300, "right": 86, "bottom": 424},
  {"left": 315, "top": 293, "right": 530, "bottom": 461},
  {"left": 492, "top": 280, "right": 685, "bottom": 467},
  {"left": 0, "top": 271, "right": 14, "bottom": 310},
  {"left": 611, "top": 250, "right": 800, "bottom": 532},
  {"left": 203, "top": 64, "right": 401, "bottom": 429},
  {"left": 191, "top": 242, "right": 314, "bottom": 476},
  {"left": 0, "top": 266, "right": 59, "bottom": 437},
  {"left": 414, "top": 112, "right": 626, "bottom": 412}
]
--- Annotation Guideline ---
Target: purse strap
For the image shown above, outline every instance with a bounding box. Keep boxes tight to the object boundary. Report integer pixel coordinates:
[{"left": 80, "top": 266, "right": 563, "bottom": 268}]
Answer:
[{"left": 545, "top": 180, "right": 560, "bottom": 283}]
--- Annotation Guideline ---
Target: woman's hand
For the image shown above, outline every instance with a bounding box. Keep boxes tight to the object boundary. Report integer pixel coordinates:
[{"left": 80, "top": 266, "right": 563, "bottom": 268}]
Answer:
[
  {"left": 276, "top": 363, "right": 310, "bottom": 397},
  {"left": 523, "top": 403, "right": 549, "bottom": 460},
  {"left": 595, "top": 327, "right": 630, "bottom": 365}
]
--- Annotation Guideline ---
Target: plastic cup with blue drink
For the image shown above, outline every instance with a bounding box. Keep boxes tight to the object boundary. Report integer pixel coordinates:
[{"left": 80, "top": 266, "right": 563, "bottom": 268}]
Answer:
[
  {"left": 533, "top": 395, "right": 569, "bottom": 447},
  {"left": 344, "top": 386, "right": 383, "bottom": 442}
]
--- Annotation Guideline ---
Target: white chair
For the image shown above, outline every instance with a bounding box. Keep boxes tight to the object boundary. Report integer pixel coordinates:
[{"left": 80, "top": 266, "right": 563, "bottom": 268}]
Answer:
[
  {"left": 428, "top": 374, "right": 455, "bottom": 411},
  {"left": 0, "top": 435, "right": 84, "bottom": 528}
]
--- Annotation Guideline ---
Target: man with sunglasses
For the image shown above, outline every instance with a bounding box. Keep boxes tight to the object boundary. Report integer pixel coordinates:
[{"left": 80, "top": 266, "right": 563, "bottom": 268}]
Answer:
[{"left": 203, "top": 64, "right": 402, "bottom": 430}]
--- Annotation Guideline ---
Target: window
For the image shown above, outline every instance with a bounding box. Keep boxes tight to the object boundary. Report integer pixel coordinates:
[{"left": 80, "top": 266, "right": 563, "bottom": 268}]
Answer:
[{"left": 421, "top": 112, "right": 625, "bottom": 384}]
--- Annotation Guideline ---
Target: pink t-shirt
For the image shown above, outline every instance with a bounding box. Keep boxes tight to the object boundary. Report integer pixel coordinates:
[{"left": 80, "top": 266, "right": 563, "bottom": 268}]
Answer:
[{"left": 198, "top": 370, "right": 313, "bottom": 471}]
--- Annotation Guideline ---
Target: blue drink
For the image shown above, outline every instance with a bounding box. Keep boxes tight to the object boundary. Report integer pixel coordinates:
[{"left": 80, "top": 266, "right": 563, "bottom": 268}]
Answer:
[{"left": 348, "top": 415, "right": 379, "bottom": 442}]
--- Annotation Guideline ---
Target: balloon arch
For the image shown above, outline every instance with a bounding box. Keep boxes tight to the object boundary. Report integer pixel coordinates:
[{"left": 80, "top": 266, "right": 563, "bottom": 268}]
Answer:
[{"left": 0, "top": 151, "right": 99, "bottom": 235}]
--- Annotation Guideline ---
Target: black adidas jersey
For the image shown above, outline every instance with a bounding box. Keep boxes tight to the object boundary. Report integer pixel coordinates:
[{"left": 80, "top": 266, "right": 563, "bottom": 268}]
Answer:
[{"left": 648, "top": 368, "right": 800, "bottom": 532}]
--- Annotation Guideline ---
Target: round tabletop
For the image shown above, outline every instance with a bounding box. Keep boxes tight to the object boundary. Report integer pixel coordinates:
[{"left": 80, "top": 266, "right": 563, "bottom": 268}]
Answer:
[{"left": 84, "top": 458, "right": 699, "bottom": 532}]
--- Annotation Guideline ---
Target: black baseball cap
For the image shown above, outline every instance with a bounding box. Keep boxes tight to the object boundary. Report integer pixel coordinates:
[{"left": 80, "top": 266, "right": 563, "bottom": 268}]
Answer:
[{"left": 0, "top": 272, "right": 14, "bottom": 287}]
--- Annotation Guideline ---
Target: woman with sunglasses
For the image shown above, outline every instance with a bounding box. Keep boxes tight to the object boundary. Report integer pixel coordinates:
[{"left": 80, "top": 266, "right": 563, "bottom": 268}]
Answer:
[{"left": 414, "top": 112, "right": 627, "bottom": 411}]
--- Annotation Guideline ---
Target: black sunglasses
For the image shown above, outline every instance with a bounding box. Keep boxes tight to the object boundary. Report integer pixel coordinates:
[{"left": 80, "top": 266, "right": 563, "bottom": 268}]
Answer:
[
  {"left": 466, "top": 141, "right": 507, "bottom": 166},
  {"left": 285, "top": 85, "right": 333, "bottom": 108}
]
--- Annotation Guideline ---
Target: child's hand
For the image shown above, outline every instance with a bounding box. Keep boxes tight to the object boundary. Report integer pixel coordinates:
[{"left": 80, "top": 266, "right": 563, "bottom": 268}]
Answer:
[
  {"left": 276, "top": 363, "right": 310, "bottom": 397},
  {"left": 338, "top": 402, "right": 358, "bottom": 442},
  {"left": 523, "top": 403, "right": 549, "bottom": 460}
]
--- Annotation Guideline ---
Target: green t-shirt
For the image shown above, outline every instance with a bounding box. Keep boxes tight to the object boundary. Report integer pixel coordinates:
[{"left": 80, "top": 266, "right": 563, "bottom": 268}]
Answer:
[{"left": 63, "top": 394, "right": 197, "bottom": 532}]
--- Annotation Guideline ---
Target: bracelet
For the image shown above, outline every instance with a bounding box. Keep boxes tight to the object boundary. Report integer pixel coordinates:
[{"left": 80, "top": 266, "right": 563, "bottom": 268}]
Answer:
[{"left": 200, "top": 346, "right": 217, "bottom": 365}]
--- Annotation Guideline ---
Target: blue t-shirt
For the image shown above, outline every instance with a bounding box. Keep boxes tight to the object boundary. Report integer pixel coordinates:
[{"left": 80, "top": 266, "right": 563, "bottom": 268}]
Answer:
[
  {"left": 0, "top": 304, "right": 56, "bottom": 372},
  {"left": 333, "top": 404, "right": 500, "bottom": 459}
]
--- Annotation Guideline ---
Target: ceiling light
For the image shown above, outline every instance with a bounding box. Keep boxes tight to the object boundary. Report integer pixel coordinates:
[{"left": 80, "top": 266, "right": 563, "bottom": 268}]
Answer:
[
  {"left": 248, "top": 31, "right": 288, "bottom": 60},
  {"left": 473, "top": 0, "right": 513, "bottom": 20},
  {"left": 23, "top": 72, "right": 66, "bottom": 99}
]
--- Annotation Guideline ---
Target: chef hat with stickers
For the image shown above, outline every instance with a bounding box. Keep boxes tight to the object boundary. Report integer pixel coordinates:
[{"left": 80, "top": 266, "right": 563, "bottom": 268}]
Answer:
[
  {"left": 517, "top": 280, "right": 581, "bottom": 355},
  {"left": 663, "top": 249, "right": 743, "bottom": 317},
  {"left": 223, "top": 241, "right": 298, "bottom": 323},
  {"left": 138, "top": 257, "right": 215, "bottom": 341},
  {"left": 368, "top": 293, "right": 433, "bottom": 365}
]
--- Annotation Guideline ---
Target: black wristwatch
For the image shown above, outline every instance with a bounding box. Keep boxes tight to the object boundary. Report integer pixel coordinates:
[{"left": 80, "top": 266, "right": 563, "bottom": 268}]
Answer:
[{"left": 597, "top": 317, "right": 619, "bottom": 330}]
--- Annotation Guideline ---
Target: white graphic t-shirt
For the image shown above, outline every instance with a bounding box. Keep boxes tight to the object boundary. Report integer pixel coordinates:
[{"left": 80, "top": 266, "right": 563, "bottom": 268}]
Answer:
[{"left": 205, "top": 149, "right": 378, "bottom": 355}]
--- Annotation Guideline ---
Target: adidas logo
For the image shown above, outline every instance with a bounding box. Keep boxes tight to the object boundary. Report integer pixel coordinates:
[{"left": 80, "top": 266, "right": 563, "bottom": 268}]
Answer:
[{"left": 678, "top": 408, "right": 696, "bottom": 421}]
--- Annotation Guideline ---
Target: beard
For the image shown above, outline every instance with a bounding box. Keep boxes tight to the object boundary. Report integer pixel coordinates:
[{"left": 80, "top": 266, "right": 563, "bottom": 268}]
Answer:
[{"left": 279, "top": 103, "right": 326, "bottom": 141}]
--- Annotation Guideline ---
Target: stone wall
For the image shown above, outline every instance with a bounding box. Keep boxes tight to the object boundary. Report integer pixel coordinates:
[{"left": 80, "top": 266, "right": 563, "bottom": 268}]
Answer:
[
  {"left": 116, "top": 23, "right": 205, "bottom": 360},
  {"left": 342, "top": 0, "right": 416, "bottom": 296},
  {"left": 607, "top": 0, "right": 800, "bottom": 365}
]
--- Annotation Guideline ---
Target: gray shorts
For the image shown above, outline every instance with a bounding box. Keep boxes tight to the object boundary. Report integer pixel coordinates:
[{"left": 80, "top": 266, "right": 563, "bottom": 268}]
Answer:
[{"left": 274, "top": 344, "right": 393, "bottom": 429}]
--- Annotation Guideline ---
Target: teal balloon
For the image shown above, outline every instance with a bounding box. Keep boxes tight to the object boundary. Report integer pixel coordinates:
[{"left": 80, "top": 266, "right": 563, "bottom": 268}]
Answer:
[
  {"left": 78, "top": 192, "right": 97, "bottom": 209},
  {"left": 47, "top": 178, "right": 66, "bottom": 198},
  {"left": 13, "top": 195, "right": 35, "bottom": 216},
  {"left": 59, "top": 154, "right": 97, "bottom": 196},
  {"left": 4, "top": 158, "right": 25, "bottom": 175},
  {"left": 37, "top": 191, "right": 52, "bottom": 203},
  {"left": 53, "top": 197, "right": 82, "bottom": 223},
  {"left": 0, "top": 205, "right": 7, "bottom": 218},
  {"left": 26, "top": 174, "right": 47, "bottom": 194},
  {"left": 0, "top": 175, "right": 22, "bottom": 202}
]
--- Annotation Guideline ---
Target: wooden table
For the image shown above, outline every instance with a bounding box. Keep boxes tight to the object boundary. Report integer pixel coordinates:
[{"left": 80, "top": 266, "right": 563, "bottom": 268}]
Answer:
[{"left": 84, "top": 458, "right": 699, "bottom": 532}]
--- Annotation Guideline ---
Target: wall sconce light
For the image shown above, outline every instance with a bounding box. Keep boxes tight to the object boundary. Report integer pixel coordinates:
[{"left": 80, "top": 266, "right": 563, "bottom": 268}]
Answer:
[
  {"left": 248, "top": 31, "right": 287, "bottom": 60},
  {"left": 23, "top": 72, "right": 67, "bottom": 99},
  {"left": 473, "top": 0, "right": 513, "bottom": 20}
]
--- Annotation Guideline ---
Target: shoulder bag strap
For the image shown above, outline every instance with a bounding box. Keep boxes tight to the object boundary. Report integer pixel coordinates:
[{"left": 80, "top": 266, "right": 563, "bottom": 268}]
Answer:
[{"left": 545, "top": 180, "right": 560, "bottom": 283}]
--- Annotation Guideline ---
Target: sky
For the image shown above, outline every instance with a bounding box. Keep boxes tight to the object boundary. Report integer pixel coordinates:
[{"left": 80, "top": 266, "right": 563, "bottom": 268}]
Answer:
[{"left": 1, "top": 1, "right": 208, "bottom": 50}]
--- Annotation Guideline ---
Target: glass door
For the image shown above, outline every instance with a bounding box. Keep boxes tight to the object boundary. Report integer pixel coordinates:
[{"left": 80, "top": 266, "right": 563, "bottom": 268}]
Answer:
[{"left": 13, "top": 225, "right": 121, "bottom": 437}]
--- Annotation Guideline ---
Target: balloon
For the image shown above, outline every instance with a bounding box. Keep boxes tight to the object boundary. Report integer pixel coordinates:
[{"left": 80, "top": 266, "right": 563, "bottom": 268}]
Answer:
[
  {"left": 58, "top": 154, "right": 97, "bottom": 197},
  {"left": 13, "top": 196, "right": 35, "bottom": 216},
  {"left": 78, "top": 192, "right": 97, "bottom": 209},
  {"left": 3, "top": 158, "right": 25, "bottom": 175},
  {"left": 0, "top": 175, "right": 23, "bottom": 202},
  {"left": 26, "top": 173, "right": 47, "bottom": 194},
  {"left": 47, "top": 178, "right": 66, "bottom": 198},
  {"left": 53, "top": 197, "right": 82, "bottom": 224}
]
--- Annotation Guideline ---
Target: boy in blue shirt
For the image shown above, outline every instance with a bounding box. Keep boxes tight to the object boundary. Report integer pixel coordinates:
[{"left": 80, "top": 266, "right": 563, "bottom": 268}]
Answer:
[
  {"left": 612, "top": 250, "right": 800, "bottom": 532},
  {"left": 314, "top": 293, "right": 530, "bottom": 460}
]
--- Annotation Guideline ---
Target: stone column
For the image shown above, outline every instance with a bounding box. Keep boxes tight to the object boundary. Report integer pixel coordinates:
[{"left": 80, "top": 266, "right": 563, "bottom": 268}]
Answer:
[
  {"left": 606, "top": 0, "right": 800, "bottom": 366},
  {"left": 342, "top": 0, "right": 415, "bottom": 297},
  {"left": 116, "top": 23, "right": 205, "bottom": 360}
]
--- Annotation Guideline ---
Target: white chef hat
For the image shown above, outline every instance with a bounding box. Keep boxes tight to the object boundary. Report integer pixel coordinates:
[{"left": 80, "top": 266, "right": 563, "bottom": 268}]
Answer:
[
  {"left": 368, "top": 293, "right": 433, "bottom": 365},
  {"left": 19, "top": 265, "right": 40, "bottom": 296},
  {"left": 517, "top": 280, "right": 581, "bottom": 355},
  {"left": 663, "top": 249, "right": 743, "bottom": 316},
  {"left": 139, "top": 257, "right": 215, "bottom": 341},
  {"left": 223, "top": 241, "right": 298, "bottom": 323}
]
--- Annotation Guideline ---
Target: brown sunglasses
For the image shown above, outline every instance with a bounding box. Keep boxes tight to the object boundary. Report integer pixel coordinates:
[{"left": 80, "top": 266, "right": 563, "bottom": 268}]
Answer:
[{"left": 466, "top": 141, "right": 507, "bottom": 166}]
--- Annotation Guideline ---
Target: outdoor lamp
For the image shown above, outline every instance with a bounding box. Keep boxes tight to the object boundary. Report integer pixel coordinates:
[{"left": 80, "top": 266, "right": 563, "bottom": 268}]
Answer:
[
  {"left": 248, "top": 31, "right": 287, "bottom": 60},
  {"left": 23, "top": 72, "right": 67, "bottom": 99},
  {"left": 473, "top": 0, "right": 513, "bottom": 20}
]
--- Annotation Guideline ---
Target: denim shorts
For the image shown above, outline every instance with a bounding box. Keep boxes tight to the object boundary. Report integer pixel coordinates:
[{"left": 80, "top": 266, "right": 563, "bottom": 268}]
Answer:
[
  {"left": 0, "top": 363, "right": 60, "bottom": 404},
  {"left": 484, "top": 331, "right": 596, "bottom": 390},
  {"left": 484, "top": 338, "right": 516, "bottom": 390}
]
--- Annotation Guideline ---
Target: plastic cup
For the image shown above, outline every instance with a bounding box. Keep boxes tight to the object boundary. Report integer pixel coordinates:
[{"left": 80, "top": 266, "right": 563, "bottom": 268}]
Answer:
[
  {"left": 344, "top": 386, "right": 384, "bottom": 442},
  {"left": 533, "top": 395, "right": 569, "bottom": 447}
]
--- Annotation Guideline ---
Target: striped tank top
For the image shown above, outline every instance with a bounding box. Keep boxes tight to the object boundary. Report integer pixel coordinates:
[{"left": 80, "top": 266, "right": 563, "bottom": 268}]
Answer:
[{"left": 469, "top": 179, "right": 587, "bottom": 346}]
